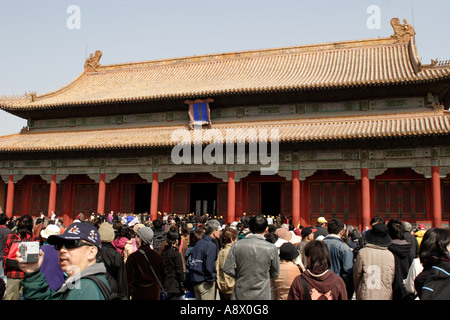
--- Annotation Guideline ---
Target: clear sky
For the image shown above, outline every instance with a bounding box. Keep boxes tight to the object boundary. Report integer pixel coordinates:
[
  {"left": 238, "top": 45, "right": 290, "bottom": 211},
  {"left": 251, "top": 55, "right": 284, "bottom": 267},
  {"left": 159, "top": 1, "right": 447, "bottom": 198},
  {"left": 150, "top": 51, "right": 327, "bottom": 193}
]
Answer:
[{"left": 1, "top": 0, "right": 449, "bottom": 136}]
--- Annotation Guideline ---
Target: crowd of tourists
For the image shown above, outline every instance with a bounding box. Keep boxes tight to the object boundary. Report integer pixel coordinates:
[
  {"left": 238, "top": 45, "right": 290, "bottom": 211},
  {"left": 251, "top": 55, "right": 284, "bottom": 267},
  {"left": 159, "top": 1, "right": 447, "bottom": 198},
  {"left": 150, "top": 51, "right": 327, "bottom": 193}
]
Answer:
[{"left": 0, "top": 210, "right": 449, "bottom": 300}]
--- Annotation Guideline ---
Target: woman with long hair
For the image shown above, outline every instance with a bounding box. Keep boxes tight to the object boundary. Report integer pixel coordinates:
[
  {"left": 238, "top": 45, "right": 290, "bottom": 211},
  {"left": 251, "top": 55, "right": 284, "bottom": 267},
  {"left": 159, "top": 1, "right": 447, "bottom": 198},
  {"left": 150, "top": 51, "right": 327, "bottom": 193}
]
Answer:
[
  {"left": 160, "top": 227, "right": 184, "bottom": 300},
  {"left": 3, "top": 214, "right": 37, "bottom": 300},
  {"left": 287, "top": 240, "right": 347, "bottom": 300},
  {"left": 414, "top": 227, "right": 450, "bottom": 299}
]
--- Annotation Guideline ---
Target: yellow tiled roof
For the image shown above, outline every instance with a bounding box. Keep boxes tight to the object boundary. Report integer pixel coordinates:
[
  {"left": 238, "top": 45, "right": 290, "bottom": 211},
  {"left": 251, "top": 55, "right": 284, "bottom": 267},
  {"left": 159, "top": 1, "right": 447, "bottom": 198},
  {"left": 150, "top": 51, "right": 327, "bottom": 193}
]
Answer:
[
  {"left": 1, "top": 29, "right": 449, "bottom": 111},
  {"left": 0, "top": 110, "right": 448, "bottom": 152}
]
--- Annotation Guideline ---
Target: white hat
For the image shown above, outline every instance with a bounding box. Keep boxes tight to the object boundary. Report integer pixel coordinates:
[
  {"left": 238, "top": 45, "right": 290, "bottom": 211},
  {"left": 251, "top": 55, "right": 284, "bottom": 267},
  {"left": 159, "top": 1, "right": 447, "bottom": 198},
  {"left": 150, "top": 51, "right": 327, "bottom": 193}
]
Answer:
[{"left": 41, "top": 224, "right": 61, "bottom": 239}]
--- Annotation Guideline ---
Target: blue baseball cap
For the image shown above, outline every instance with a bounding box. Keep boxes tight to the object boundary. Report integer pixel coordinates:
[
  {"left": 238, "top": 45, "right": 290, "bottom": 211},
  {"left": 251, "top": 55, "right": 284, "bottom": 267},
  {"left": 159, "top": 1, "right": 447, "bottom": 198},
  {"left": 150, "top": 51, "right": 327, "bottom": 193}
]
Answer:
[{"left": 48, "top": 222, "right": 102, "bottom": 248}]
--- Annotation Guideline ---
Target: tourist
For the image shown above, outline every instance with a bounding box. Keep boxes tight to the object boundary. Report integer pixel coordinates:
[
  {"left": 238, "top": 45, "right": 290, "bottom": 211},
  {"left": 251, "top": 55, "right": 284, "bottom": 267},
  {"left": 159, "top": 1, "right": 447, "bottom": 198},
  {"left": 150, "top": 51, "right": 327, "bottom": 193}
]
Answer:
[
  {"left": 414, "top": 228, "right": 450, "bottom": 300},
  {"left": 111, "top": 224, "right": 134, "bottom": 263},
  {"left": 126, "top": 226, "right": 167, "bottom": 300},
  {"left": 403, "top": 221, "right": 419, "bottom": 257},
  {"left": 297, "top": 226, "right": 316, "bottom": 266},
  {"left": 184, "top": 224, "right": 205, "bottom": 299},
  {"left": 314, "top": 217, "right": 328, "bottom": 240},
  {"left": 287, "top": 240, "right": 347, "bottom": 300},
  {"left": 186, "top": 219, "right": 221, "bottom": 300},
  {"left": 160, "top": 229, "right": 185, "bottom": 300},
  {"left": 0, "top": 213, "right": 13, "bottom": 284},
  {"left": 18, "top": 222, "right": 110, "bottom": 300},
  {"left": 39, "top": 224, "right": 65, "bottom": 291},
  {"left": 216, "top": 226, "right": 238, "bottom": 300},
  {"left": 323, "top": 218, "right": 354, "bottom": 299},
  {"left": 387, "top": 219, "right": 415, "bottom": 300},
  {"left": 273, "top": 242, "right": 301, "bottom": 300},
  {"left": 353, "top": 222, "right": 395, "bottom": 300},
  {"left": 415, "top": 224, "right": 427, "bottom": 247},
  {"left": 353, "top": 216, "right": 385, "bottom": 258},
  {"left": 3, "top": 214, "right": 37, "bottom": 300},
  {"left": 223, "top": 215, "right": 280, "bottom": 300},
  {"left": 152, "top": 218, "right": 166, "bottom": 252},
  {"left": 98, "top": 222, "right": 128, "bottom": 299}
]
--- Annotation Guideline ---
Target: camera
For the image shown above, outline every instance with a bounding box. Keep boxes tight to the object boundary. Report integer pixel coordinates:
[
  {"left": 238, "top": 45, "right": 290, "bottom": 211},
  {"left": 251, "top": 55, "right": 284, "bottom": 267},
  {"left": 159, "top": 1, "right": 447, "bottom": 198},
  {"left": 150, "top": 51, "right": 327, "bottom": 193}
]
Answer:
[{"left": 18, "top": 241, "right": 40, "bottom": 263}]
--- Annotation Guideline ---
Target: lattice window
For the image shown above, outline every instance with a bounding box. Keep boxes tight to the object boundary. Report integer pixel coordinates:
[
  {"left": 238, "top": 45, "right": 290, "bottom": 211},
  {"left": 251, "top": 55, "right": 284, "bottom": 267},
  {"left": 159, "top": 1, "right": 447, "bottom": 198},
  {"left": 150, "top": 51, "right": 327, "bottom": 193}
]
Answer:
[
  {"left": 389, "top": 182, "right": 400, "bottom": 219},
  {"left": 30, "top": 184, "right": 50, "bottom": 215},
  {"left": 217, "top": 184, "right": 228, "bottom": 215},
  {"left": 442, "top": 180, "right": 450, "bottom": 220},
  {"left": 172, "top": 183, "right": 189, "bottom": 214},
  {"left": 311, "top": 183, "right": 321, "bottom": 215},
  {"left": 73, "top": 184, "right": 99, "bottom": 215},
  {"left": 55, "top": 184, "right": 65, "bottom": 215},
  {"left": 247, "top": 183, "right": 260, "bottom": 215},
  {"left": 309, "top": 181, "right": 359, "bottom": 223},
  {"left": 348, "top": 183, "right": 358, "bottom": 214},
  {"left": 13, "top": 185, "right": 24, "bottom": 215},
  {"left": 375, "top": 180, "right": 426, "bottom": 220},
  {"left": 120, "top": 184, "right": 134, "bottom": 213}
]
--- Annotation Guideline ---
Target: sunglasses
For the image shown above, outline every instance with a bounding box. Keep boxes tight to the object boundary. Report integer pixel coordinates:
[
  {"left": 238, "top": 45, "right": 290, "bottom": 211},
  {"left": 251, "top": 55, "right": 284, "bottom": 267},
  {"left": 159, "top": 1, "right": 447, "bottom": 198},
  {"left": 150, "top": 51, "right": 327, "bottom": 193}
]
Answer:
[{"left": 54, "top": 239, "right": 94, "bottom": 251}]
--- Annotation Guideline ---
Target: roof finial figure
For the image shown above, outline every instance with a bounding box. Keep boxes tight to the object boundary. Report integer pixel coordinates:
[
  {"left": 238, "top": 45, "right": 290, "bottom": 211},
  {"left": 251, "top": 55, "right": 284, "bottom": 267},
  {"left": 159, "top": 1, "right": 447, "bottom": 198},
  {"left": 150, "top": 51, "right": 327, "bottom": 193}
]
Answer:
[
  {"left": 390, "top": 18, "right": 415, "bottom": 43},
  {"left": 84, "top": 50, "right": 102, "bottom": 72}
]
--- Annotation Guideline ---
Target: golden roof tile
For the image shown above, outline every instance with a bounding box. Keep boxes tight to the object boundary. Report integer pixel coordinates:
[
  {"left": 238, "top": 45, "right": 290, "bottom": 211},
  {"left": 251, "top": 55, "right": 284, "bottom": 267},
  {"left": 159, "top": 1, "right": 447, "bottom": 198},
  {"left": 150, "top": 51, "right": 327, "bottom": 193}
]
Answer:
[
  {"left": 1, "top": 19, "right": 449, "bottom": 111},
  {"left": 0, "top": 110, "right": 448, "bottom": 153}
]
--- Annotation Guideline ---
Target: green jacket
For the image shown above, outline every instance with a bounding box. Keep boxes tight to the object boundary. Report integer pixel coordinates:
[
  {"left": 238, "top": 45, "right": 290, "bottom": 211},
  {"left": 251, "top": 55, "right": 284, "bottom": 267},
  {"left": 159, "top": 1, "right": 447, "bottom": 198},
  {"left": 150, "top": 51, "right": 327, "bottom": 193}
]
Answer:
[{"left": 22, "top": 262, "right": 110, "bottom": 300}]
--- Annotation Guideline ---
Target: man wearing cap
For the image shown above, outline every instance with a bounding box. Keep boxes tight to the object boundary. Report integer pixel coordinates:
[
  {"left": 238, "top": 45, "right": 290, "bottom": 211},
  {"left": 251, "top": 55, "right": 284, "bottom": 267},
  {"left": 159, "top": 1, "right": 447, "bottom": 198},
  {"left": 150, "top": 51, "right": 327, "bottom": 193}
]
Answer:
[
  {"left": 18, "top": 222, "right": 111, "bottom": 300},
  {"left": 314, "top": 217, "right": 328, "bottom": 240}
]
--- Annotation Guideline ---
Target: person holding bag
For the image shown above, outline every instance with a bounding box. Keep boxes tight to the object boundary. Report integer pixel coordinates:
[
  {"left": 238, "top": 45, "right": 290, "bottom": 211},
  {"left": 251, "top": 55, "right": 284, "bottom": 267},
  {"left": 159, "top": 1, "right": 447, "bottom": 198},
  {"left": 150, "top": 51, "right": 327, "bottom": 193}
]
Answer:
[{"left": 126, "top": 226, "right": 167, "bottom": 300}]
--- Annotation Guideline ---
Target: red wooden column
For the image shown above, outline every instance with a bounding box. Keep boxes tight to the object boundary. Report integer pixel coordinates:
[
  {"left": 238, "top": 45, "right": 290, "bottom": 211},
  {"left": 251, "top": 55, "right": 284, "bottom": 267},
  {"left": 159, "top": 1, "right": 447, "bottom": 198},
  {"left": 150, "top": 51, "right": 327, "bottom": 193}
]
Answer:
[
  {"left": 150, "top": 172, "right": 159, "bottom": 221},
  {"left": 97, "top": 173, "right": 106, "bottom": 214},
  {"left": 227, "top": 171, "right": 236, "bottom": 223},
  {"left": 361, "top": 168, "right": 371, "bottom": 230},
  {"left": 292, "top": 170, "right": 300, "bottom": 229},
  {"left": 48, "top": 174, "right": 57, "bottom": 218},
  {"left": 5, "top": 175, "right": 15, "bottom": 218},
  {"left": 431, "top": 166, "right": 442, "bottom": 228}
]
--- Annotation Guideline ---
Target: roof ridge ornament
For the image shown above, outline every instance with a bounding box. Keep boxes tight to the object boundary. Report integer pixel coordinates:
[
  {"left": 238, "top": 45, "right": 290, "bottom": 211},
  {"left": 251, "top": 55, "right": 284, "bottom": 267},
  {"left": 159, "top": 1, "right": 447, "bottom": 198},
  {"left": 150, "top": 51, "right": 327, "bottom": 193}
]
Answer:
[
  {"left": 390, "top": 18, "right": 415, "bottom": 43},
  {"left": 84, "top": 50, "right": 102, "bottom": 72}
]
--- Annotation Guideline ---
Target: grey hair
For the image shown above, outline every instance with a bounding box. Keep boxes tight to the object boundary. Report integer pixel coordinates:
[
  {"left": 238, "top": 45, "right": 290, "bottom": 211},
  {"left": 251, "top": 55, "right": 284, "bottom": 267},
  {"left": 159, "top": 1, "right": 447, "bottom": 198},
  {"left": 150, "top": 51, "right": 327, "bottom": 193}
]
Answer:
[{"left": 205, "top": 220, "right": 221, "bottom": 235}]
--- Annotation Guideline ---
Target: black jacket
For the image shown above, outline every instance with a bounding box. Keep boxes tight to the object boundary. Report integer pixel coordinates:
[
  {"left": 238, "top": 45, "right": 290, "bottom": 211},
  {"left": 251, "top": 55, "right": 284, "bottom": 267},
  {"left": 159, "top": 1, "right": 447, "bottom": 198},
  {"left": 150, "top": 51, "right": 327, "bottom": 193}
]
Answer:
[
  {"left": 101, "top": 242, "right": 128, "bottom": 299},
  {"left": 161, "top": 246, "right": 185, "bottom": 296},
  {"left": 388, "top": 239, "right": 415, "bottom": 300}
]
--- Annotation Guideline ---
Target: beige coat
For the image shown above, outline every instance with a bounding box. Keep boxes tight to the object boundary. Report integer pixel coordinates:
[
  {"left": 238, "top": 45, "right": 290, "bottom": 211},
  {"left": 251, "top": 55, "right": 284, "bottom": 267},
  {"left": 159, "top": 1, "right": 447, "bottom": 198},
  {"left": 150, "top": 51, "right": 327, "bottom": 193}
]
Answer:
[
  {"left": 216, "top": 243, "right": 235, "bottom": 294},
  {"left": 273, "top": 260, "right": 301, "bottom": 300},
  {"left": 353, "top": 243, "right": 396, "bottom": 300}
]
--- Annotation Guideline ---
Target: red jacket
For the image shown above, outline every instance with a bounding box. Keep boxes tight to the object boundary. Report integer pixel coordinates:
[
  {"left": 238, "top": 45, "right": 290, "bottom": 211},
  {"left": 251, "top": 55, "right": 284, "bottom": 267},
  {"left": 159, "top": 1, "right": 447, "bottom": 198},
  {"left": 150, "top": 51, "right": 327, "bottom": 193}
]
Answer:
[{"left": 3, "top": 232, "right": 37, "bottom": 279}]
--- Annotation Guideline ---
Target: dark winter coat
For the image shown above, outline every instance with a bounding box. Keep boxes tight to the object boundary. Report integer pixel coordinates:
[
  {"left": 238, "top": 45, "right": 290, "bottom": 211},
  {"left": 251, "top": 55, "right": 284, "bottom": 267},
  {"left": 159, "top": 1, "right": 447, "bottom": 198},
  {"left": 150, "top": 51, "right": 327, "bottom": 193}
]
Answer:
[
  {"left": 161, "top": 245, "right": 184, "bottom": 297},
  {"left": 126, "top": 244, "right": 167, "bottom": 300}
]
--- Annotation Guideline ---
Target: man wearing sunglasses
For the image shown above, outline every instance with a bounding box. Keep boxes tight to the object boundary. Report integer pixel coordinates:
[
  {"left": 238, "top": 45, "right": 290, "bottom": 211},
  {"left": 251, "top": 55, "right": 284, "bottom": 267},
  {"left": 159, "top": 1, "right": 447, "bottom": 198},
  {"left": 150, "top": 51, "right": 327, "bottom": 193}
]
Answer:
[{"left": 17, "top": 222, "right": 110, "bottom": 300}]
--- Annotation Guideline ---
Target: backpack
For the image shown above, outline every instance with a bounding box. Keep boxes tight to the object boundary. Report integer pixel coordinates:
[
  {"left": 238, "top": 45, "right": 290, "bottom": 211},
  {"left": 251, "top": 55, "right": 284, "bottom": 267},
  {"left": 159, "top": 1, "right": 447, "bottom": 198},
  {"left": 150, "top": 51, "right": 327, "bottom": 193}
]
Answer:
[
  {"left": 62, "top": 274, "right": 126, "bottom": 300},
  {"left": 152, "top": 232, "right": 165, "bottom": 252},
  {"left": 420, "top": 266, "right": 450, "bottom": 300}
]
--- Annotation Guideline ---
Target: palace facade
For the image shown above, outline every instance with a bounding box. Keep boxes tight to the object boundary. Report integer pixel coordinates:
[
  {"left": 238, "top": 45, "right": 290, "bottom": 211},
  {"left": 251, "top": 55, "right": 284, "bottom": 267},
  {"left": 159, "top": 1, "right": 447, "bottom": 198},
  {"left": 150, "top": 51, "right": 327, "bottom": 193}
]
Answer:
[{"left": 0, "top": 18, "right": 449, "bottom": 230}]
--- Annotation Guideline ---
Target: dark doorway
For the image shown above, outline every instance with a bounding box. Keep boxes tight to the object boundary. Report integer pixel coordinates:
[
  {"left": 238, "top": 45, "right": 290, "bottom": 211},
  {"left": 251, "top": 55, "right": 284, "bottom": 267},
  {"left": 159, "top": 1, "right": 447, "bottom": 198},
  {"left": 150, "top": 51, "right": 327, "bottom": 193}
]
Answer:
[
  {"left": 190, "top": 183, "right": 217, "bottom": 216},
  {"left": 261, "top": 182, "right": 281, "bottom": 215},
  {"left": 134, "top": 183, "right": 151, "bottom": 213}
]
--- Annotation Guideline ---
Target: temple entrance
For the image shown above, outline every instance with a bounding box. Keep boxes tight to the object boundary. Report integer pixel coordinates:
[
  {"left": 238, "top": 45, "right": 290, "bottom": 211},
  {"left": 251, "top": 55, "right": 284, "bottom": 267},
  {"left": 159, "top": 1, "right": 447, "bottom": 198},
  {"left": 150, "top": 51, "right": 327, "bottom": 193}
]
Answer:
[
  {"left": 261, "top": 182, "right": 281, "bottom": 215},
  {"left": 134, "top": 183, "right": 151, "bottom": 213},
  {"left": 190, "top": 183, "right": 217, "bottom": 216}
]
